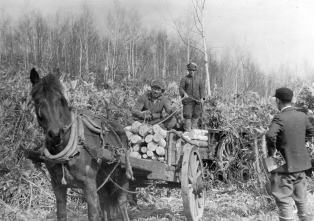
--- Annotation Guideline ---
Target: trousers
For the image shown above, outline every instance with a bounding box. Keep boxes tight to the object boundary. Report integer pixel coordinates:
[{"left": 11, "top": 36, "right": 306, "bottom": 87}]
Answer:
[
  {"left": 271, "top": 172, "right": 309, "bottom": 220},
  {"left": 182, "top": 101, "right": 202, "bottom": 119}
]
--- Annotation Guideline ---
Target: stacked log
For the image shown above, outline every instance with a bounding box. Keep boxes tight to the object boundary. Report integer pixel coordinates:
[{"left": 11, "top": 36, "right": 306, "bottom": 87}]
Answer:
[
  {"left": 182, "top": 129, "right": 209, "bottom": 147},
  {"left": 125, "top": 121, "right": 168, "bottom": 162}
]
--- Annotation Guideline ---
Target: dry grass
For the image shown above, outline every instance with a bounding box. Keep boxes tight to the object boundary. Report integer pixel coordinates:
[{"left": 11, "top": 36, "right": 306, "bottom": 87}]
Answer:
[{"left": 2, "top": 177, "right": 314, "bottom": 221}]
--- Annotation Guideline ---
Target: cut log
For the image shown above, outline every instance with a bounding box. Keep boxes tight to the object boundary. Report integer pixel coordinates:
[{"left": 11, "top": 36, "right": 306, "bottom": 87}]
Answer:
[
  {"left": 147, "top": 142, "right": 157, "bottom": 152},
  {"left": 191, "top": 140, "right": 208, "bottom": 147},
  {"left": 131, "top": 121, "right": 142, "bottom": 134},
  {"left": 124, "top": 125, "right": 132, "bottom": 131},
  {"left": 144, "top": 134, "right": 154, "bottom": 143},
  {"left": 193, "top": 135, "right": 208, "bottom": 141},
  {"left": 140, "top": 146, "right": 147, "bottom": 154},
  {"left": 130, "top": 134, "right": 142, "bottom": 144},
  {"left": 139, "top": 124, "right": 152, "bottom": 137},
  {"left": 187, "top": 129, "right": 208, "bottom": 141},
  {"left": 153, "top": 133, "right": 162, "bottom": 143},
  {"left": 156, "top": 146, "right": 165, "bottom": 156},
  {"left": 152, "top": 124, "right": 167, "bottom": 138},
  {"left": 158, "top": 157, "right": 165, "bottom": 162},
  {"left": 191, "top": 129, "right": 208, "bottom": 136},
  {"left": 157, "top": 138, "right": 166, "bottom": 148},
  {"left": 146, "top": 150, "right": 154, "bottom": 158},
  {"left": 125, "top": 131, "right": 133, "bottom": 139},
  {"left": 132, "top": 144, "right": 140, "bottom": 152},
  {"left": 142, "top": 154, "right": 148, "bottom": 159},
  {"left": 130, "top": 151, "right": 141, "bottom": 159}
]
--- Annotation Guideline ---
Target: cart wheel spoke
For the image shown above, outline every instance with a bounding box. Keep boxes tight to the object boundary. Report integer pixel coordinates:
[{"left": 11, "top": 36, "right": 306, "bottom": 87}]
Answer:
[
  {"left": 194, "top": 198, "right": 198, "bottom": 217},
  {"left": 196, "top": 170, "right": 202, "bottom": 179},
  {"left": 193, "top": 159, "right": 200, "bottom": 175},
  {"left": 188, "top": 175, "right": 194, "bottom": 183},
  {"left": 190, "top": 154, "right": 197, "bottom": 175},
  {"left": 217, "top": 136, "right": 238, "bottom": 172}
]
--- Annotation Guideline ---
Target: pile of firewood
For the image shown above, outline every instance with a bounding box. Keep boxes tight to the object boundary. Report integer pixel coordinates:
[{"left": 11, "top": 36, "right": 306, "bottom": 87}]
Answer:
[
  {"left": 182, "top": 129, "right": 209, "bottom": 147},
  {"left": 125, "top": 121, "right": 168, "bottom": 161}
]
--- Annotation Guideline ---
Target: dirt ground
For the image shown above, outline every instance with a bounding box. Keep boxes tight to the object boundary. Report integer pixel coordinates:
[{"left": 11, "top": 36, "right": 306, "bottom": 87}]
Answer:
[{"left": 2, "top": 179, "right": 314, "bottom": 221}]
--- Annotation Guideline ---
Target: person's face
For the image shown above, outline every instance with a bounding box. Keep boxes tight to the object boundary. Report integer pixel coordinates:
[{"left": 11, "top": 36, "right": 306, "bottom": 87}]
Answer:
[
  {"left": 188, "top": 70, "right": 195, "bottom": 75},
  {"left": 151, "top": 86, "right": 162, "bottom": 98},
  {"left": 276, "top": 98, "right": 283, "bottom": 110}
]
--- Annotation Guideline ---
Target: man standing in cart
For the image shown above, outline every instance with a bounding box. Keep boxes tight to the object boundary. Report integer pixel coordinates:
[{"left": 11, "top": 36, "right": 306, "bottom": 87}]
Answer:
[
  {"left": 131, "top": 79, "right": 180, "bottom": 130},
  {"left": 266, "top": 87, "right": 314, "bottom": 221},
  {"left": 179, "top": 62, "right": 206, "bottom": 131}
]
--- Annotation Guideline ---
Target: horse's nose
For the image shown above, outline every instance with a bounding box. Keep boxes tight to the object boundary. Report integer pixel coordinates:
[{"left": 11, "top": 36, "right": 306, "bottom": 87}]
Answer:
[{"left": 47, "top": 128, "right": 61, "bottom": 140}]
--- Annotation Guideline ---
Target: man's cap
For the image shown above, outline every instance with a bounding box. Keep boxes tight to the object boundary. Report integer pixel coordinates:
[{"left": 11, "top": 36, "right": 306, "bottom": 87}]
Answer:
[
  {"left": 187, "top": 62, "right": 197, "bottom": 71},
  {"left": 150, "top": 79, "right": 165, "bottom": 91},
  {"left": 274, "top": 87, "right": 293, "bottom": 102}
]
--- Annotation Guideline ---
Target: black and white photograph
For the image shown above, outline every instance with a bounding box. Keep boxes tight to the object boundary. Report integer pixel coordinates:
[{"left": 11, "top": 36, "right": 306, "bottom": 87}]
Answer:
[{"left": 1, "top": 0, "right": 314, "bottom": 220}]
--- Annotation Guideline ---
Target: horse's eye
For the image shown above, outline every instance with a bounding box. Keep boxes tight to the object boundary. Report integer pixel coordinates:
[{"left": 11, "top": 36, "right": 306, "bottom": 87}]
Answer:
[
  {"left": 37, "top": 110, "right": 43, "bottom": 121},
  {"left": 36, "top": 104, "right": 46, "bottom": 122}
]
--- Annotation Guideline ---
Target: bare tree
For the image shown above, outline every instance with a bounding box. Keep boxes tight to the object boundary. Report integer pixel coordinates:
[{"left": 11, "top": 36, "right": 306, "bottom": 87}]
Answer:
[{"left": 191, "top": 0, "right": 211, "bottom": 96}]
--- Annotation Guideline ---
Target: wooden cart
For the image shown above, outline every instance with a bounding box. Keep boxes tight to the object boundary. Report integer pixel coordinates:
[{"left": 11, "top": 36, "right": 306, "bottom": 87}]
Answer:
[
  {"left": 126, "top": 130, "right": 206, "bottom": 221},
  {"left": 118, "top": 128, "right": 236, "bottom": 220}
]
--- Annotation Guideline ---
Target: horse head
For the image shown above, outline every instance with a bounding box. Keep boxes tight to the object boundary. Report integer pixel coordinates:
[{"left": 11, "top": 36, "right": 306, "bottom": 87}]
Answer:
[{"left": 30, "top": 68, "right": 72, "bottom": 150}]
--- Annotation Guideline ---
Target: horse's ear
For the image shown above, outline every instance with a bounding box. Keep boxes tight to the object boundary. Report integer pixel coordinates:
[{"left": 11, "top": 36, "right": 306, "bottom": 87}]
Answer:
[{"left": 30, "top": 68, "right": 40, "bottom": 85}]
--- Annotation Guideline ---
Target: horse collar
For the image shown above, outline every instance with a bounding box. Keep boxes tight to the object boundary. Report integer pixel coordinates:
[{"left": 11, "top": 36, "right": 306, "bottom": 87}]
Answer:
[
  {"left": 43, "top": 112, "right": 80, "bottom": 162},
  {"left": 63, "top": 112, "right": 76, "bottom": 134}
]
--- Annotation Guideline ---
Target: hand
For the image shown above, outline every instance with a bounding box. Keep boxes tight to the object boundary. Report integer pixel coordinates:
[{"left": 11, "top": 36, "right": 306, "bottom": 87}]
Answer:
[
  {"left": 175, "top": 111, "right": 182, "bottom": 120},
  {"left": 143, "top": 110, "right": 152, "bottom": 115},
  {"left": 143, "top": 110, "right": 152, "bottom": 120},
  {"left": 183, "top": 92, "right": 189, "bottom": 98}
]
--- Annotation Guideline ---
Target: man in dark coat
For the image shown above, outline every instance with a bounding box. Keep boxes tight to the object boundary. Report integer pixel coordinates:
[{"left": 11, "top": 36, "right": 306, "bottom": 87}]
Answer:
[
  {"left": 266, "top": 87, "right": 314, "bottom": 221},
  {"left": 132, "top": 79, "right": 178, "bottom": 130},
  {"left": 179, "top": 62, "right": 205, "bottom": 131}
]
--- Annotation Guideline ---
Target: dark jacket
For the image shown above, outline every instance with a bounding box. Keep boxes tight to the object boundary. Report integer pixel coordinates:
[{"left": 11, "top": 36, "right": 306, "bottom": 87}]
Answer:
[
  {"left": 266, "top": 106, "right": 314, "bottom": 173},
  {"left": 179, "top": 74, "right": 205, "bottom": 103},
  {"left": 131, "top": 91, "right": 174, "bottom": 124}
]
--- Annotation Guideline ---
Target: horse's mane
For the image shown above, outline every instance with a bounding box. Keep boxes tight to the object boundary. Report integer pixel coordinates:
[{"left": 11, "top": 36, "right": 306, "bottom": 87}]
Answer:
[{"left": 31, "top": 74, "right": 64, "bottom": 98}]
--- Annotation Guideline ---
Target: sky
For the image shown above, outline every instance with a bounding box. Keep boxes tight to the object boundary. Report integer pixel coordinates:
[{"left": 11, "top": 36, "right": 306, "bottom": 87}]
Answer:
[{"left": 1, "top": 0, "right": 314, "bottom": 74}]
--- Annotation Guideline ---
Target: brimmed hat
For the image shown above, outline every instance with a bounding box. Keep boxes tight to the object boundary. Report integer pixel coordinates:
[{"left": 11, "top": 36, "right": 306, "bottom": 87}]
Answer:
[
  {"left": 187, "top": 62, "right": 197, "bottom": 71},
  {"left": 274, "top": 87, "right": 293, "bottom": 102},
  {"left": 150, "top": 79, "right": 165, "bottom": 91}
]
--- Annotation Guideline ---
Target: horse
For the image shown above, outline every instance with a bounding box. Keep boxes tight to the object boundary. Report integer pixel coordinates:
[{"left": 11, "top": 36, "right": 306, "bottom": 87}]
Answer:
[{"left": 28, "top": 68, "right": 133, "bottom": 221}]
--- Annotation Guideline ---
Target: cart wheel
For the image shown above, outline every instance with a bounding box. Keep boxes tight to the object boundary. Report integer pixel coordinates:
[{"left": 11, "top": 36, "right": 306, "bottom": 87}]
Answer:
[
  {"left": 181, "top": 144, "right": 205, "bottom": 221},
  {"left": 216, "top": 135, "right": 238, "bottom": 171}
]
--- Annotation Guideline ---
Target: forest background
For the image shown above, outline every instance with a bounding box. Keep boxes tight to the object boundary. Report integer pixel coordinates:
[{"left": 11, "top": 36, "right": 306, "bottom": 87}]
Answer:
[{"left": 1, "top": 1, "right": 314, "bottom": 220}]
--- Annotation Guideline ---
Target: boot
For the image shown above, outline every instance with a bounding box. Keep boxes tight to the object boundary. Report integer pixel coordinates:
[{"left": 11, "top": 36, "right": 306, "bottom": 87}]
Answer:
[
  {"left": 191, "top": 118, "right": 199, "bottom": 129},
  {"left": 184, "top": 119, "right": 192, "bottom": 132}
]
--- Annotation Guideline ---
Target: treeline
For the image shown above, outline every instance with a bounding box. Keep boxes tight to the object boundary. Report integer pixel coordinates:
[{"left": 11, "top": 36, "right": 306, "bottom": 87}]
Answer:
[{"left": 0, "top": 1, "right": 311, "bottom": 100}]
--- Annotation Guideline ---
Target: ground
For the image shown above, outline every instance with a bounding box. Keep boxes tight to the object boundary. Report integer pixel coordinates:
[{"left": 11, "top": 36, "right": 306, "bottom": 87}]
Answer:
[{"left": 2, "top": 179, "right": 314, "bottom": 221}]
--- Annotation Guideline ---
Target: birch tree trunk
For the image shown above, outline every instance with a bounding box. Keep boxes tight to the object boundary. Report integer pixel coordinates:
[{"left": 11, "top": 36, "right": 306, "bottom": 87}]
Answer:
[
  {"left": 202, "top": 32, "right": 211, "bottom": 96},
  {"left": 79, "top": 37, "right": 82, "bottom": 79},
  {"left": 200, "top": 2, "right": 210, "bottom": 96},
  {"left": 192, "top": 0, "right": 211, "bottom": 96},
  {"left": 85, "top": 37, "right": 89, "bottom": 75},
  {"left": 187, "top": 37, "right": 190, "bottom": 63},
  {"left": 162, "top": 41, "right": 167, "bottom": 79}
]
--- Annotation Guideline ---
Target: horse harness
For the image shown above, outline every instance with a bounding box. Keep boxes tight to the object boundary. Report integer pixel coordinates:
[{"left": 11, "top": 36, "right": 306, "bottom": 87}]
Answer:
[{"left": 43, "top": 111, "right": 126, "bottom": 185}]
